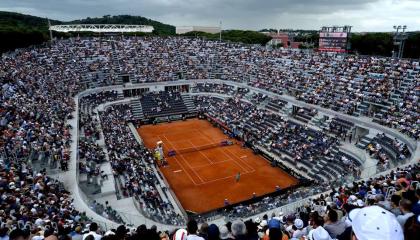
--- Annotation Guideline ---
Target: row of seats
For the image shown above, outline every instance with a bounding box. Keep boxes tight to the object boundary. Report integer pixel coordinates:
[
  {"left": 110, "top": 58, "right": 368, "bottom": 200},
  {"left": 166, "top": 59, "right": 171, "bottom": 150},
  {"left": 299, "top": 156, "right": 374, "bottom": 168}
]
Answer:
[{"left": 140, "top": 91, "right": 189, "bottom": 118}]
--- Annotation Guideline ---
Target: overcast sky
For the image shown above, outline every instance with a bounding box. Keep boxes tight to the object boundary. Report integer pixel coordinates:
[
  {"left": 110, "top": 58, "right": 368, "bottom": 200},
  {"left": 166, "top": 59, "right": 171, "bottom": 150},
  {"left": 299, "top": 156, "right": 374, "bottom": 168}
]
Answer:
[{"left": 1, "top": 0, "right": 419, "bottom": 32}]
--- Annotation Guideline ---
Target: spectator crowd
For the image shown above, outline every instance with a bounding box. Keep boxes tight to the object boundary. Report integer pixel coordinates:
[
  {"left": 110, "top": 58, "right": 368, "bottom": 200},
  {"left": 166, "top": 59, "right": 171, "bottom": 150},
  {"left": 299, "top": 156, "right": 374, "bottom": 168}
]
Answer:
[
  {"left": 0, "top": 36, "right": 418, "bottom": 240},
  {"left": 1, "top": 159, "right": 418, "bottom": 240}
]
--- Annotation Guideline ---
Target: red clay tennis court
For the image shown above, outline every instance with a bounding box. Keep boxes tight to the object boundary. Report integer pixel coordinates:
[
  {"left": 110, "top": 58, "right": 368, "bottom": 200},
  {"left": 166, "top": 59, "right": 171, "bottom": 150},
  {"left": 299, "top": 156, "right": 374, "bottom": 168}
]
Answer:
[{"left": 137, "top": 119, "right": 298, "bottom": 214}]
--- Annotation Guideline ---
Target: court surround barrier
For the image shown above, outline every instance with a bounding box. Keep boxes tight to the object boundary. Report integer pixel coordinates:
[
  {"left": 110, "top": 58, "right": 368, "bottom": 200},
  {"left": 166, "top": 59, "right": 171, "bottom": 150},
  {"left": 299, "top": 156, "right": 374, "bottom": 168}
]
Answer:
[{"left": 67, "top": 79, "right": 418, "bottom": 230}]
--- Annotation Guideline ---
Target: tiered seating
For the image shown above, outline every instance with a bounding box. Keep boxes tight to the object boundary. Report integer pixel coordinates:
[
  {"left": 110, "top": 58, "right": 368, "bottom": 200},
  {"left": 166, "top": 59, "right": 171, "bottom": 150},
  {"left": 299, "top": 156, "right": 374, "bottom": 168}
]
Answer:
[
  {"left": 292, "top": 106, "right": 318, "bottom": 123},
  {"left": 99, "top": 105, "right": 184, "bottom": 225},
  {"left": 192, "top": 82, "right": 236, "bottom": 95},
  {"left": 194, "top": 96, "right": 361, "bottom": 182},
  {"left": 265, "top": 98, "right": 288, "bottom": 112},
  {"left": 140, "top": 91, "right": 189, "bottom": 118},
  {"left": 327, "top": 117, "right": 355, "bottom": 136},
  {"left": 372, "top": 133, "right": 411, "bottom": 162}
]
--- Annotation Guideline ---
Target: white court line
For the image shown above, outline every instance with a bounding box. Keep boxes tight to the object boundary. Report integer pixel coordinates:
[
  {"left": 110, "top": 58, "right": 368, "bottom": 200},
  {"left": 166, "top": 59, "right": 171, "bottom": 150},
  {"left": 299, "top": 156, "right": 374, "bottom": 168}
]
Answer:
[
  {"left": 188, "top": 140, "right": 215, "bottom": 165},
  {"left": 193, "top": 170, "right": 255, "bottom": 186},
  {"left": 216, "top": 147, "right": 249, "bottom": 173},
  {"left": 197, "top": 129, "right": 219, "bottom": 142},
  {"left": 161, "top": 128, "right": 257, "bottom": 186},
  {"left": 197, "top": 128, "right": 252, "bottom": 173},
  {"left": 162, "top": 135, "right": 207, "bottom": 184},
  {"left": 178, "top": 153, "right": 206, "bottom": 183},
  {"left": 225, "top": 147, "right": 256, "bottom": 172},
  {"left": 160, "top": 135, "right": 201, "bottom": 186},
  {"left": 191, "top": 147, "right": 253, "bottom": 182},
  {"left": 197, "top": 130, "right": 255, "bottom": 172},
  {"left": 190, "top": 159, "right": 232, "bottom": 170}
]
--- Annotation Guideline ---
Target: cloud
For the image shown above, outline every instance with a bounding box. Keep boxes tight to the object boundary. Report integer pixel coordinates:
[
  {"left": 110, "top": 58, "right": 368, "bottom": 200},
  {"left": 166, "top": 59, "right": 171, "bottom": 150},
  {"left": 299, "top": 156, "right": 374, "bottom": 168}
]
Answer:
[{"left": 0, "top": 0, "right": 419, "bottom": 31}]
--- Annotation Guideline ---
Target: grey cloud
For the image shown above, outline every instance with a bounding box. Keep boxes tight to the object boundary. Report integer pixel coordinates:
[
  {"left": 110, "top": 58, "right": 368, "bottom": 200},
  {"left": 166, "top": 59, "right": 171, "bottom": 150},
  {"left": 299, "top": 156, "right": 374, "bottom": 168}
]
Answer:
[{"left": 0, "top": 0, "right": 418, "bottom": 31}]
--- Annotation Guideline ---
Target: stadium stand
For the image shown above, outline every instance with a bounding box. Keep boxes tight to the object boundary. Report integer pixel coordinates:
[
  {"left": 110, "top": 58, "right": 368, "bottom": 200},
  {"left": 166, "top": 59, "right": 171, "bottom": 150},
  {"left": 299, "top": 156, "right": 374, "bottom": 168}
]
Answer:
[
  {"left": 139, "top": 91, "right": 189, "bottom": 118},
  {"left": 0, "top": 36, "right": 418, "bottom": 240}
]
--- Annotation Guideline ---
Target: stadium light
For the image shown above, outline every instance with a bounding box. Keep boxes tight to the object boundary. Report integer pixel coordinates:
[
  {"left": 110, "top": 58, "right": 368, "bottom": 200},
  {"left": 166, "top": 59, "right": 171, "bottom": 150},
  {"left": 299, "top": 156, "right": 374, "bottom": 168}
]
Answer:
[
  {"left": 393, "top": 25, "right": 408, "bottom": 59},
  {"left": 219, "top": 21, "right": 222, "bottom": 42}
]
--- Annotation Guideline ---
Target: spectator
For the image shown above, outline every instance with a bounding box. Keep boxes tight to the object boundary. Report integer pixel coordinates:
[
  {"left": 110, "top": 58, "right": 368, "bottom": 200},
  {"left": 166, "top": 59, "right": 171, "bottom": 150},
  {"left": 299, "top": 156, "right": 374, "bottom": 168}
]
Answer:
[
  {"left": 71, "top": 226, "right": 84, "bottom": 240},
  {"left": 198, "top": 223, "right": 208, "bottom": 240},
  {"left": 9, "top": 229, "right": 25, "bottom": 240},
  {"left": 186, "top": 220, "right": 204, "bottom": 240},
  {"left": 206, "top": 224, "right": 220, "bottom": 240},
  {"left": 412, "top": 189, "right": 420, "bottom": 215},
  {"left": 115, "top": 225, "right": 128, "bottom": 240},
  {"left": 390, "top": 195, "right": 403, "bottom": 216},
  {"left": 219, "top": 226, "right": 233, "bottom": 240},
  {"left": 307, "top": 214, "right": 325, "bottom": 240},
  {"left": 397, "top": 199, "right": 415, "bottom": 227},
  {"left": 323, "top": 210, "right": 346, "bottom": 238},
  {"left": 403, "top": 215, "right": 420, "bottom": 240},
  {"left": 173, "top": 229, "right": 188, "bottom": 240},
  {"left": 230, "top": 220, "right": 247, "bottom": 240},
  {"left": 292, "top": 218, "right": 307, "bottom": 239},
  {"left": 311, "top": 227, "right": 332, "bottom": 240},
  {"left": 349, "top": 206, "right": 403, "bottom": 240},
  {"left": 82, "top": 223, "right": 102, "bottom": 240}
]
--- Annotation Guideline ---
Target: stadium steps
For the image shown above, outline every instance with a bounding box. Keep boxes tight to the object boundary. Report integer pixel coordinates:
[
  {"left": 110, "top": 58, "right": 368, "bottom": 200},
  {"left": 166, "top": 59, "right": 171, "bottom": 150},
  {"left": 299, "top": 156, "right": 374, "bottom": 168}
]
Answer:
[
  {"left": 356, "top": 135, "right": 374, "bottom": 149},
  {"left": 390, "top": 76, "right": 416, "bottom": 103},
  {"left": 389, "top": 93, "right": 402, "bottom": 104},
  {"left": 210, "top": 54, "right": 222, "bottom": 79},
  {"left": 356, "top": 101, "right": 369, "bottom": 116},
  {"left": 117, "top": 91, "right": 124, "bottom": 100},
  {"left": 338, "top": 149, "right": 364, "bottom": 166},
  {"left": 181, "top": 94, "right": 197, "bottom": 113},
  {"left": 265, "top": 100, "right": 286, "bottom": 113},
  {"left": 115, "top": 75, "right": 124, "bottom": 85},
  {"left": 175, "top": 51, "right": 187, "bottom": 79},
  {"left": 130, "top": 99, "right": 145, "bottom": 120}
]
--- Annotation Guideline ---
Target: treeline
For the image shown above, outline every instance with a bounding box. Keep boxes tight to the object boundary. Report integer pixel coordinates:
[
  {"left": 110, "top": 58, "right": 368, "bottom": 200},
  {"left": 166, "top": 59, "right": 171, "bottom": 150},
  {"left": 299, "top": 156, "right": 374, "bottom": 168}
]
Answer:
[
  {"left": 290, "top": 31, "right": 420, "bottom": 58},
  {"left": 0, "top": 11, "right": 54, "bottom": 53},
  {"left": 181, "top": 30, "right": 272, "bottom": 45},
  {"left": 0, "top": 12, "right": 175, "bottom": 53},
  {"left": 292, "top": 31, "right": 420, "bottom": 58},
  {"left": 350, "top": 32, "right": 420, "bottom": 58}
]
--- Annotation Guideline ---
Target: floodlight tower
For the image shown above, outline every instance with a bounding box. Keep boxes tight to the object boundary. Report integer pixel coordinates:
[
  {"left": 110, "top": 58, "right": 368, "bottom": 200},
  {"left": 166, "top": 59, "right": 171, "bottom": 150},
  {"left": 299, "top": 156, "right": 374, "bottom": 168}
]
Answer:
[
  {"left": 48, "top": 18, "right": 53, "bottom": 42},
  {"left": 393, "top": 25, "right": 408, "bottom": 59},
  {"left": 219, "top": 21, "right": 222, "bottom": 41}
]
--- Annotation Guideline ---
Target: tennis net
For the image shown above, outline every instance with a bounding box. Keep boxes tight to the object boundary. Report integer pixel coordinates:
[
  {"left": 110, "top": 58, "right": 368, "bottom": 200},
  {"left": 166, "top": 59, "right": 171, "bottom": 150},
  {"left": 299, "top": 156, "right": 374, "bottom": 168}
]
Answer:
[{"left": 168, "top": 139, "right": 232, "bottom": 155}]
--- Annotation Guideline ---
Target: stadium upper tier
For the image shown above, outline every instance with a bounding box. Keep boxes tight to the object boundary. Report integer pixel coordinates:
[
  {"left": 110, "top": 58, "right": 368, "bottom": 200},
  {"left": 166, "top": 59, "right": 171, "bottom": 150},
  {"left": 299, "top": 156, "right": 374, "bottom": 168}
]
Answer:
[{"left": 2, "top": 36, "right": 418, "bottom": 139}]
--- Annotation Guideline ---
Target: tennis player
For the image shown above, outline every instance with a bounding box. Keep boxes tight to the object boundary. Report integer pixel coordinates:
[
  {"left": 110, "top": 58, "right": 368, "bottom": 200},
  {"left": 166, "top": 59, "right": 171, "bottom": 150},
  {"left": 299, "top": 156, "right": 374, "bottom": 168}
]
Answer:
[{"left": 235, "top": 172, "right": 241, "bottom": 182}]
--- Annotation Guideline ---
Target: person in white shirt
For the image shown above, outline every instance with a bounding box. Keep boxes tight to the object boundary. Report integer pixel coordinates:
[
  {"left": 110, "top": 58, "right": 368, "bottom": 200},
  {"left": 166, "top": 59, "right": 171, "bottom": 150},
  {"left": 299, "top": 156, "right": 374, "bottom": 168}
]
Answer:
[
  {"left": 186, "top": 220, "right": 204, "bottom": 240},
  {"left": 82, "top": 223, "right": 102, "bottom": 240},
  {"left": 396, "top": 199, "right": 414, "bottom": 227},
  {"left": 292, "top": 219, "right": 307, "bottom": 239}
]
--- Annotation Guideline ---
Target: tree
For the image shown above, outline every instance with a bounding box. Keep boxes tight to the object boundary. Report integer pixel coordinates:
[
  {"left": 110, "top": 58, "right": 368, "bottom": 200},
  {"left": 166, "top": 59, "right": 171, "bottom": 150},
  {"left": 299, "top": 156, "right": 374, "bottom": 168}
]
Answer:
[{"left": 350, "top": 33, "right": 394, "bottom": 56}]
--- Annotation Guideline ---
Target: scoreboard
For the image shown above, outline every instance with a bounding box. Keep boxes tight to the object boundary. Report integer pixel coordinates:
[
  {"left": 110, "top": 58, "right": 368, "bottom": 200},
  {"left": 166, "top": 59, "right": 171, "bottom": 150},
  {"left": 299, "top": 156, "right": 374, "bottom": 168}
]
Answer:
[{"left": 319, "top": 26, "right": 351, "bottom": 53}]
